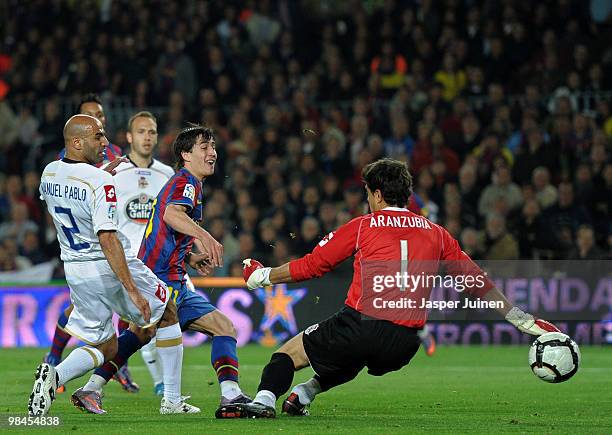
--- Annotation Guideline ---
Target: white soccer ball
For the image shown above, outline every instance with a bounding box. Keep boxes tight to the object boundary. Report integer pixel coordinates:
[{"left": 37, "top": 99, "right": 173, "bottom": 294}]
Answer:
[{"left": 528, "top": 332, "right": 581, "bottom": 383}]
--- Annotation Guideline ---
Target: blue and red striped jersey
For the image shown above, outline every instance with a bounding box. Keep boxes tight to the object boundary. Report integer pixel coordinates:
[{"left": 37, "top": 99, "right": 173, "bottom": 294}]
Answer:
[
  {"left": 57, "top": 143, "right": 123, "bottom": 167},
  {"left": 138, "top": 168, "right": 203, "bottom": 282}
]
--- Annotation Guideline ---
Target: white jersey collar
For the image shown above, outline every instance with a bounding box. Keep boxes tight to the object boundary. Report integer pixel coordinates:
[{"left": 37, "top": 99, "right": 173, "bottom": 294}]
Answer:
[{"left": 381, "top": 207, "right": 409, "bottom": 212}]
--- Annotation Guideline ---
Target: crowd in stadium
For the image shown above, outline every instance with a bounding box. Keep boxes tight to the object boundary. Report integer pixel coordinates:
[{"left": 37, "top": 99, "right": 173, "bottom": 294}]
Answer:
[{"left": 0, "top": 0, "right": 610, "bottom": 277}]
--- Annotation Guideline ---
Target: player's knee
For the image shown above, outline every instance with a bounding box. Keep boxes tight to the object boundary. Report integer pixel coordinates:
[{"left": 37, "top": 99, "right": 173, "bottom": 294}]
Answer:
[
  {"left": 145, "top": 326, "right": 157, "bottom": 340},
  {"left": 159, "top": 300, "right": 178, "bottom": 326},
  {"left": 99, "top": 336, "right": 118, "bottom": 362},
  {"left": 218, "top": 315, "right": 236, "bottom": 338},
  {"left": 129, "top": 325, "right": 155, "bottom": 344},
  {"left": 209, "top": 311, "right": 236, "bottom": 337},
  {"left": 277, "top": 333, "right": 309, "bottom": 369}
]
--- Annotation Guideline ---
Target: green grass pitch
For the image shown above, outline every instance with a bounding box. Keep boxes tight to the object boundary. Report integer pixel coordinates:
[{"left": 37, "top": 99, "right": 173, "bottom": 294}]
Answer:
[{"left": 1, "top": 345, "right": 610, "bottom": 434}]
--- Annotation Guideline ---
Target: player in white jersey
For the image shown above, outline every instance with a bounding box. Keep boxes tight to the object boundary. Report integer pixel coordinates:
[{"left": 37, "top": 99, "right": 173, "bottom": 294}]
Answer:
[
  {"left": 78, "top": 111, "right": 176, "bottom": 400},
  {"left": 44, "top": 94, "right": 134, "bottom": 394},
  {"left": 113, "top": 112, "right": 174, "bottom": 395},
  {"left": 29, "top": 114, "right": 199, "bottom": 416}
]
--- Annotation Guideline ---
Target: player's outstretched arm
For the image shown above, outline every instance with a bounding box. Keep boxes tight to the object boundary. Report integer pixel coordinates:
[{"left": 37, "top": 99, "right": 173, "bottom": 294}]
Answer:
[
  {"left": 242, "top": 218, "right": 359, "bottom": 289},
  {"left": 164, "top": 204, "right": 223, "bottom": 267},
  {"left": 482, "top": 288, "right": 560, "bottom": 336},
  {"left": 98, "top": 230, "right": 151, "bottom": 322},
  {"left": 440, "top": 227, "right": 559, "bottom": 336}
]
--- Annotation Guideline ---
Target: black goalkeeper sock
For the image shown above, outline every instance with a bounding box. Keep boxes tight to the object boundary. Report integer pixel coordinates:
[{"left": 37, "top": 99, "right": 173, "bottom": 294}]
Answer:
[
  {"left": 314, "top": 366, "right": 363, "bottom": 392},
  {"left": 258, "top": 352, "right": 295, "bottom": 398}
]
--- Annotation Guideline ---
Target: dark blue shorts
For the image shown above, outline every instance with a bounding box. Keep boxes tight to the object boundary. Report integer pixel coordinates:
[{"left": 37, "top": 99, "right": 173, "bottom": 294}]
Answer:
[{"left": 166, "top": 280, "right": 216, "bottom": 330}]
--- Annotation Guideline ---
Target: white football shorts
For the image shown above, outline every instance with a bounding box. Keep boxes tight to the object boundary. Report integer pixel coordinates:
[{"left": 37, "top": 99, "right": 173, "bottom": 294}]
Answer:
[{"left": 63, "top": 256, "right": 169, "bottom": 345}]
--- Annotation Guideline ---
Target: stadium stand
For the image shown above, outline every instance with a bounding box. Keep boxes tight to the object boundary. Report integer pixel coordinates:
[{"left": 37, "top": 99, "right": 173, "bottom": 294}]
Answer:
[{"left": 0, "top": 0, "right": 610, "bottom": 278}]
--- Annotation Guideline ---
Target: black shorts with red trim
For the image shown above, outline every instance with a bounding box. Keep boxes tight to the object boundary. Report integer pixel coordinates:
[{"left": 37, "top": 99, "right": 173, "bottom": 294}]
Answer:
[{"left": 302, "top": 305, "right": 420, "bottom": 381}]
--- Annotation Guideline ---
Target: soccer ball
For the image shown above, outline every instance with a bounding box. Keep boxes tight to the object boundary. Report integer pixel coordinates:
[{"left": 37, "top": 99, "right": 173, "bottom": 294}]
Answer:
[{"left": 528, "top": 332, "right": 581, "bottom": 383}]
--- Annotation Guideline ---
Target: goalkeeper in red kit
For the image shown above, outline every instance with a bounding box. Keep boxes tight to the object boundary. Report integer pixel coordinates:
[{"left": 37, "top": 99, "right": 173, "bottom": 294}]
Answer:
[{"left": 221, "top": 159, "right": 559, "bottom": 418}]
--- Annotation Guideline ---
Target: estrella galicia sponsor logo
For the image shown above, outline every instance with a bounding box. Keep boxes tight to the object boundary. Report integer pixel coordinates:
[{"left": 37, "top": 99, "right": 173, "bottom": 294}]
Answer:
[{"left": 126, "top": 194, "right": 154, "bottom": 224}]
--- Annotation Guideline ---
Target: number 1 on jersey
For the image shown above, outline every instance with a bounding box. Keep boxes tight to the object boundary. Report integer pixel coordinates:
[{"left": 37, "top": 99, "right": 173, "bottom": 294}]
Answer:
[{"left": 400, "top": 239, "right": 408, "bottom": 291}]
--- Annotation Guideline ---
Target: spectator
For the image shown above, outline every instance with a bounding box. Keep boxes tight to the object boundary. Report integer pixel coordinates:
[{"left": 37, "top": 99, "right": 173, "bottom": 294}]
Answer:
[
  {"left": 478, "top": 165, "right": 523, "bottom": 217},
  {"left": 1, "top": 238, "right": 32, "bottom": 271},
  {"left": 460, "top": 227, "right": 484, "bottom": 259},
  {"left": 541, "top": 182, "right": 591, "bottom": 257},
  {"left": 515, "top": 199, "right": 547, "bottom": 259},
  {"left": 0, "top": 98, "right": 19, "bottom": 171},
  {"left": 412, "top": 128, "right": 460, "bottom": 178},
  {"left": 370, "top": 41, "right": 408, "bottom": 95},
  {"left": 384, "top": 114, "right": 415, "bottom": 159},
  {"left": 154, "top": 38, "right": 197, "bottom": 104},
  {"left": 513, "top": 128, "right": 556, "bottom": 184},
  {"left": 257, "top": 219, "right": 278, "bottom": 265},
  {"left": 0, "top": 202, "right": 39, "bottom": 245},
  {"left": 296, "top": 216, "right": 321, "bottom": 255},
  {"left": 318, "top": 201, "right": 338, "bottom": 234},
  {"left": 208, "top": 218, "right": 239, "bottom": 273},
  {"left": 271, "top": 237, "right": 293, "bottom": 265},
  {"left": 569, "top": 225, "right": 605, "bottom": 259},
  {"left": 458, "top": 164, "right": 480, "bottom": 228},
  {"left": 471, "top": 132, "right": 513, "bottom": 184},
  {"left": 20, "top": 229, "right": 47, "bottom": 265},
  {"left": 532, "top": 166, "right": 558, "bottom": 209},
  {"left": 434, "top": 53, "right": 466, "bottom": 101},
  {"left": 482, "top": 213, "right": 519, "bottom": 260}
]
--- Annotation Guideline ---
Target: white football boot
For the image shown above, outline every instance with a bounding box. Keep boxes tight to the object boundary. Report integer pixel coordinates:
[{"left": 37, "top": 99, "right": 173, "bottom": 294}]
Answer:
[
  {"left": 159, "top": 397, "right": 201, "bottom": 414},
  {"left": 28, "top": 363, "right": 58, "bottom": 416}
]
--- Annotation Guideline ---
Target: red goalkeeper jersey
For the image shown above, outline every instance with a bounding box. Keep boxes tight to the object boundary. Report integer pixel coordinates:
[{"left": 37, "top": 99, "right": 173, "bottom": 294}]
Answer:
[{"left": 289, "top": 207, "right": 494, "bottom": 328}]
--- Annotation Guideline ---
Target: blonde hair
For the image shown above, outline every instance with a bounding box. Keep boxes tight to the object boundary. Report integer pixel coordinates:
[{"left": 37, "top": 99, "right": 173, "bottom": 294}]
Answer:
[{"left": 128, "top": 111, "right": 157, "bottom": 132}]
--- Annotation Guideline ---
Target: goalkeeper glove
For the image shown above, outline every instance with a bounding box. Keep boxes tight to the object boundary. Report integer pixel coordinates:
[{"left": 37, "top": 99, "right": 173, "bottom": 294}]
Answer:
[
  {"left": 242, "top": 259, "right": 271, "bottom": 290},
  {"left": 505, "top": 307, "right": 560, "bottom": 336}
]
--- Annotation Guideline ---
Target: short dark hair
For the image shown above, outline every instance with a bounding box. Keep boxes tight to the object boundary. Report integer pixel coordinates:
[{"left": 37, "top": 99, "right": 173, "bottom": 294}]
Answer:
[
  {"left": 77, "top": 93, "right": 103, "bottom": 113},
  {"left": 362, "top": 158, "right": 413, "bottom": 207},
  {"left": 173, "top": 124, "right": 215, "bottom": 170}
]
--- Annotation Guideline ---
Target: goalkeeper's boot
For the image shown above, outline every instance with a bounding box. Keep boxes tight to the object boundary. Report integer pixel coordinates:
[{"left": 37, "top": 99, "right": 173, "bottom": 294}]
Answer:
[
  {"left": 42, "top": 353, "right": 65, "bottom": 393},
  {"left": 215, "top": 393, "right": 252, "bottom": 418},
  {"left": 227, "top": 401, "right": 276, "bottom": 418},
  {"left": 421, "top": 333, "right": 436, "bottom": 356},
  {"left": 159, "top": 397, "right": 201, "bottom": 414},
  {"left": 28, "top": 363, "right": 58, "bottom": 416},
  {"left": 282, "top": 392, "right": 310, "bottom": 416},
  {"left": 71, "top": 387, "right": 106, "bottom": 414},
  {"left": 113, "top": 365, "right": 140, "bottom": 393}
]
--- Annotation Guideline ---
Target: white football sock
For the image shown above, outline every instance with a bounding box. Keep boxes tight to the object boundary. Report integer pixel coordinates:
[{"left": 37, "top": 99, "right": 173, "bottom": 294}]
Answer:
[
  {"left": 291, "top": 377, "right": 321, "bottom": 405},
  {"left": 82, "top": 374, "right": 106, "bottom": 393},
  {"left": 141, "top": 336, "right": 163, "bottom": 386},
  {"left": 220, "top": 380, "right": 242, "bottom": 400},
  {"left": 56, "top": 346, "right": 104, "bottom": 386},
  {"left": 157, "top": 323, "right": 183, "bottom": 404},
  {"left": 417, "top": 324, "right": 430, "bottom": 340},
  {"left": 254, "top": 390, "right": 276, "bottom": 408}
]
